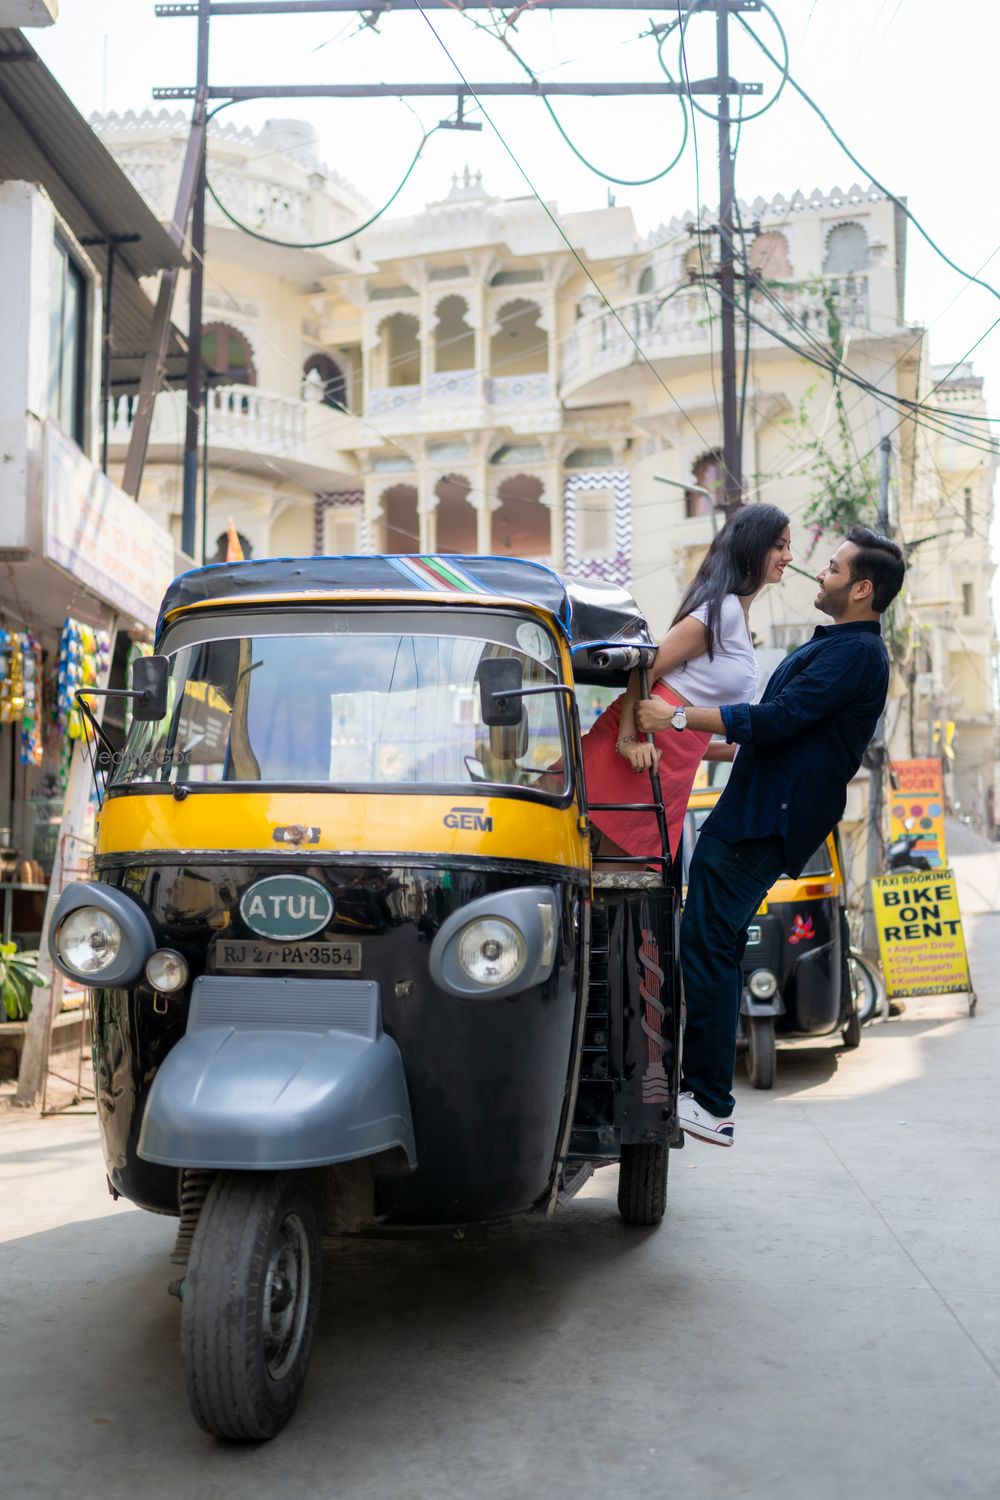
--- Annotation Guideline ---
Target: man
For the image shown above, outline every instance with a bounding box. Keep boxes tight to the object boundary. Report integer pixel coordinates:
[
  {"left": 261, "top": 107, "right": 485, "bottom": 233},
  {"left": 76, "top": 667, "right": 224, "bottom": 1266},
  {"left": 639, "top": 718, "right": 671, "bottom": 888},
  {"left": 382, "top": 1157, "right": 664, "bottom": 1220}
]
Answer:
[{"left": 636, "top": 524, "right": 906, "bottom": 1146}]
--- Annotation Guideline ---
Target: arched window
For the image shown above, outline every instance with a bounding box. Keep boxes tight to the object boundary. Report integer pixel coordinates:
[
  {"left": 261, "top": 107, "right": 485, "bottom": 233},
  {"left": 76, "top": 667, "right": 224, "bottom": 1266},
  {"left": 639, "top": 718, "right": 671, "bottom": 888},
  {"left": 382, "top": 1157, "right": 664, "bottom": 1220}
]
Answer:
[
  {"left": 435, "top": 475, "right": 477, "bottom": 553},
  {"left": 490, "top": 299, "right": 547, "bottom": 376},
  {"left": 638, "top": 266, "right": 655, "bottom": 296},
  {"left": 202, "top": 322, "right": 256, "bottom": 386},
  {"left": 823, "top": 222, "right": 868, "bottom": 275},
  {"left": 491, "top": 474, "right": 550, "bottom": 558},
  {"left": 433, "top": 295, "right": 475, "bottom": 374},
  {"left": 380, "top": 483, "right": 419, "bottom": 554},
  {"left": 685, "top": 450, "right": 724, "bottom": 518},
  {"left": 747, "top": 231, "right": 793, "bottom": 280},
  {"left": 303, "top": 353, "right": 347, "bottom": 410},
  {"left": 376, "top": 312, "right": 421, "bottom": 388}
]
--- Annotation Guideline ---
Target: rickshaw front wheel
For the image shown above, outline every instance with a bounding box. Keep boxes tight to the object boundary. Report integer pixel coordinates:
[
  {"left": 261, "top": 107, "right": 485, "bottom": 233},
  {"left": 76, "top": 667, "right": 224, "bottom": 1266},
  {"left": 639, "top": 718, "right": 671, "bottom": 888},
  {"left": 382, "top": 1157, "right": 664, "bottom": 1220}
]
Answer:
[
  {"left": 617, "top": 1142, "right": 669, "bottom": 1226},
  {"left": 745, "top": 1016, "right": 776, "bottom": 1089},
  {"left": 181, "top": 1170, "right": 322, "bottom": 1442}
]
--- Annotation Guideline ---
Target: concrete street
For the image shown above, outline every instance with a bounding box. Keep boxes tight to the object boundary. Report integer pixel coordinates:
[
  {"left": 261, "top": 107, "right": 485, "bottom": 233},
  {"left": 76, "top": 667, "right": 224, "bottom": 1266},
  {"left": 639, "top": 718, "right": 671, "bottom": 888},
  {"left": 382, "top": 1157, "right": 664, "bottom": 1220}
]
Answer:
[{"left": 3, "top": 852, "right": 999, "bottom": 1500}]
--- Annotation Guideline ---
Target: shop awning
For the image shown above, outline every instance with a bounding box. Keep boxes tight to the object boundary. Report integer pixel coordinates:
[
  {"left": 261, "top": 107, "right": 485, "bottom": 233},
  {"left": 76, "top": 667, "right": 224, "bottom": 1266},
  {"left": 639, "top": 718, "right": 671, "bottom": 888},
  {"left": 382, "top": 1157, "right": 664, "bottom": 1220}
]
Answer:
[{"left": 0, "top": 27, "right": 188, "bottom": 389}]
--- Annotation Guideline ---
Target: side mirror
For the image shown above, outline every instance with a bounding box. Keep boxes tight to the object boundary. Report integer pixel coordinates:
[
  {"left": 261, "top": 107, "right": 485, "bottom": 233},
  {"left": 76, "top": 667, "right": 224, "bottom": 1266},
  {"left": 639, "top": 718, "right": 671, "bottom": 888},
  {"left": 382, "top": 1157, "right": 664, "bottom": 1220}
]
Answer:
[
  {"left": 131, "top": 655, "right": 169, "bottom": 721},
  {"left": 478, "top": 657, "right": 524, "bottom": 728}
]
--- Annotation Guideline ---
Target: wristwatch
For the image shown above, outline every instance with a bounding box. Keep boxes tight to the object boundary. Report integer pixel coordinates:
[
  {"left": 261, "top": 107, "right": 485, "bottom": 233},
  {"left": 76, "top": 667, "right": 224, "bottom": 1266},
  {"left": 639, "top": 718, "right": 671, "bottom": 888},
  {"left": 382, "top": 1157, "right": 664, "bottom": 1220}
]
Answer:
[{"left": 670, "top": 705, "right": 688, "bottom": 733}]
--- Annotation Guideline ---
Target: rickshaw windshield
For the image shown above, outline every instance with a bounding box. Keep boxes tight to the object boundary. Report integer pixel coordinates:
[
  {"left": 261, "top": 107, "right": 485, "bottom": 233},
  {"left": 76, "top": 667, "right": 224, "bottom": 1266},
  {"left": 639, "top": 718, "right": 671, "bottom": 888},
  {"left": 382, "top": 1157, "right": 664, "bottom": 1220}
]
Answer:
[{"left": 110, "top": 607, "right": 570, "bottom": 796}]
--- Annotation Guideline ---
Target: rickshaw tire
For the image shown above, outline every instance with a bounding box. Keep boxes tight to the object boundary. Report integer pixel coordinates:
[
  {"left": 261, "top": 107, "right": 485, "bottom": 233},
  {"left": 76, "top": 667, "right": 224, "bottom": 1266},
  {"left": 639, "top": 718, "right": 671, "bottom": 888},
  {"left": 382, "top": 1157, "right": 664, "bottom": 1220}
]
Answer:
[
  {"left": 745, "top": 1017, "right": 776, "bottom": 1089},
  {"left": 617, "top": 1142, "right": 669, "bottom": 1226},
  {"left": 181, "top": 1170, "right": 322, "bottom": 1442},
  {"left": 842, "top": 1006, "right": 862, "bottom": 1049}
]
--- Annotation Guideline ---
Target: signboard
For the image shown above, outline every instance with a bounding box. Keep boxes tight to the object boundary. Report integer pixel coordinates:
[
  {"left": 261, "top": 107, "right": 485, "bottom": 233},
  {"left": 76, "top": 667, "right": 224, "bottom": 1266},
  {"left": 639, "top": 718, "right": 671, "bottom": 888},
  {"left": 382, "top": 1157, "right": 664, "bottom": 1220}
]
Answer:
[
  {"left": 889, "top": 758, "right": 947, "bottom": 868},
  {"left": 43, "top": 424, "right": 175, "bottom": 628},
  {"left": 872, "top": 868, "right": 972, "bottom": 999}
]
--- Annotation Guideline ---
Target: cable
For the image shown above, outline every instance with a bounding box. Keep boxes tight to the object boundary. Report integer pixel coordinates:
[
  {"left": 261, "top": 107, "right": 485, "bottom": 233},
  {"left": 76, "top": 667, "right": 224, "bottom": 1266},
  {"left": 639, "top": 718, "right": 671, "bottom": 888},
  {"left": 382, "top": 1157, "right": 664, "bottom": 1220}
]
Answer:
[
  {"left": 205, "top": 111, "right": 441, "bottom": 249},
  {"left": 729, "top": 276, "right": 1000, "bottom": 459},
  {"left": 406, "top": 0, "right": 715, "bottom": 458},
  {"left": 674, "top": 0, "right": 790, "bottom": 125},
  {"left": 676, "top": 4, "right": 722, "bottom": 434},
  {"left": 447, "top": 5, "right": 691, "bottom": 189},
  {"left": 736, "top": 11, "right": 1000, "bottom": 309}
]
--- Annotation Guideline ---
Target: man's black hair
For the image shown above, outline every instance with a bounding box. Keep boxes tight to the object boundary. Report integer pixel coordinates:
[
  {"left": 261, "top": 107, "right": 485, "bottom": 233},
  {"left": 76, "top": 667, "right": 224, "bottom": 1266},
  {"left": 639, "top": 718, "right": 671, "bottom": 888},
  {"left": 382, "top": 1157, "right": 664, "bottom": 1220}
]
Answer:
[{"left": 845, "top": 524, "right": 905, "bottom": 614}]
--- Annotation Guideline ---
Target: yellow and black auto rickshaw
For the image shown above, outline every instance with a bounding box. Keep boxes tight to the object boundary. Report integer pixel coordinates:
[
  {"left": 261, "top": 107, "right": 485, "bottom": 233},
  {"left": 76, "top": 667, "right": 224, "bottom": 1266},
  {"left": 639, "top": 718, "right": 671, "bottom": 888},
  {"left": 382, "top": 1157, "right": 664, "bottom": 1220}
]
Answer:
[
  {"left": 50, "top": 554, "right": 682, "bottom": 1441},
  {"left": 684, "top": 784, "right": 878, "bottom": 1089}
]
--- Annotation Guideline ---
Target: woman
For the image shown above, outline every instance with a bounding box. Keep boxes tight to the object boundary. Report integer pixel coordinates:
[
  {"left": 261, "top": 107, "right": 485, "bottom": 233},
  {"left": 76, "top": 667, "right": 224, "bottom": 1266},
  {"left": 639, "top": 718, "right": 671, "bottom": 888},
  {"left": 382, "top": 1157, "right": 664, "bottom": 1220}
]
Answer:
[{"left": 583, "top": 504, "right": 792, "bottom": 864}]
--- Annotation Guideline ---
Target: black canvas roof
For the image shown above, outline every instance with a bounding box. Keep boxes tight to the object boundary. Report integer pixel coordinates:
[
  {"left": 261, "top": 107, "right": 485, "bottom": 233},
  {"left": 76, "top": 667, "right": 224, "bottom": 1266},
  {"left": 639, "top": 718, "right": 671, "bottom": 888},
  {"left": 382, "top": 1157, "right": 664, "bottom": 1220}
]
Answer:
[{"left": 157, "top": 554, "right": 654, "bottom": 653}]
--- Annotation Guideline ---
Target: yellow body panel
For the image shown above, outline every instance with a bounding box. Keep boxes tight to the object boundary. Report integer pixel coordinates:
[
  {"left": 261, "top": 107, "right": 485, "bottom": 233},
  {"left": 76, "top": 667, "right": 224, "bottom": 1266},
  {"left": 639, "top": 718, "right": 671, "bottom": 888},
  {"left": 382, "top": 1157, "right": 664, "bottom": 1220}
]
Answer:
[
  {"left": 685, "top": 787, "right": 843, "bottom": 911},
  {"left": 97, "top": 790, "right": 590, "bottom": 870}
]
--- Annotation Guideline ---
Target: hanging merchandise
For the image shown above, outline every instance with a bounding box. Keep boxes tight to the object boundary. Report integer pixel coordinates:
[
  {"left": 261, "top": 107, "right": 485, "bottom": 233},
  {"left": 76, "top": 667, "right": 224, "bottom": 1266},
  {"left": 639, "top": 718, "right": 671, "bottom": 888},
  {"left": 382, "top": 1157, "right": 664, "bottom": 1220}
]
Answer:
[
  {"left": 19, "top": 632, "right": 43, "bottom": 766},
  {"left": 0, "top": 626, "right": 27, "bottom": 724},
  {"left": 56, "top": 617, "right": 111, "bottom": 788}
]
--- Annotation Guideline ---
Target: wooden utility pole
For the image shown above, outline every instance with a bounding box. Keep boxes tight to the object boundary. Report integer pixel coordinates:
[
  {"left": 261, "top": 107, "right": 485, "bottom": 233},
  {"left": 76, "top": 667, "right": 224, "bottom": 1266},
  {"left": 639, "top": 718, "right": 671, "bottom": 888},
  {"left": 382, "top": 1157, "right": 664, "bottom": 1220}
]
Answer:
[
  {"left": 152, "top": 0, "right": 761, "bottom": 521},
  {"left": 715, "top": 0, "right": 742, "bottom": 513},
  {"left": 181, "top": 0, "right": 210, "bottom": 558}
]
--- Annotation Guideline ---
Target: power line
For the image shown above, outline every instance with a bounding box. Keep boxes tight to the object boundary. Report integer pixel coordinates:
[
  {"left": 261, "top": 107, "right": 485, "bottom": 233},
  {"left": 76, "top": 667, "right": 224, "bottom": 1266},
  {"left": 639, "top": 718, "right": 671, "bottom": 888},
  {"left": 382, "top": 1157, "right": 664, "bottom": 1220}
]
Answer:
[
  {"left": 406, "top": 0, "right": 717, "bottom": 457},
  {"left": 736, "top": 11, "right": 1000, "bottom": 310}
]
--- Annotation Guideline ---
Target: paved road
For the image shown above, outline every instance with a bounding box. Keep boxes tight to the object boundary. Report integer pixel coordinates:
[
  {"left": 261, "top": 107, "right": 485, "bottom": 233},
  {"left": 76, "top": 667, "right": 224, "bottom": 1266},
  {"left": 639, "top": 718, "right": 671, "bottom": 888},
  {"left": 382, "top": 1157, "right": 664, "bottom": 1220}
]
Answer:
[{"left": 3, "top": 855, "right": 1000, "bottom": 1500}]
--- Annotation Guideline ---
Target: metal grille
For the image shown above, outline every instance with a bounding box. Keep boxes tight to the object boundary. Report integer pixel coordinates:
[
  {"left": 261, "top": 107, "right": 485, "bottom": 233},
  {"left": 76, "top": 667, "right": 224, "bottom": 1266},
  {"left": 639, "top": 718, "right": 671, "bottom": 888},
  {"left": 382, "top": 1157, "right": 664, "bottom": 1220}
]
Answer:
[{"left": 188, "top": 976, "right": 379, "bottom": 1037}]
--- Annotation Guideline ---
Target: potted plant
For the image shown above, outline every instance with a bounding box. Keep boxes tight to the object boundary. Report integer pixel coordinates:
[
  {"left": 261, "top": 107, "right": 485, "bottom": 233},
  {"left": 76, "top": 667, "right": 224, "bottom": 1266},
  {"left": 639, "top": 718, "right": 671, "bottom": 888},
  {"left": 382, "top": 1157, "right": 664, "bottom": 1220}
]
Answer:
[{"left": 0, "top": 944, "right": 46, "bottom": 1021}]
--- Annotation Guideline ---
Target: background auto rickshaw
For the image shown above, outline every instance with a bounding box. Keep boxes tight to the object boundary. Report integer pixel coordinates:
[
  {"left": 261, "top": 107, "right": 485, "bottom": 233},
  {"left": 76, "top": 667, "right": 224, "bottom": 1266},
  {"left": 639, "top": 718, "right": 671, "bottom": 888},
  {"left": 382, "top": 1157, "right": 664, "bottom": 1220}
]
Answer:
[
  {"left": 683, "top": 783, "right": 876, "bottom": 1089},
  {"left": 51, "top": 554, "right": 682, "bottom": 1442}
]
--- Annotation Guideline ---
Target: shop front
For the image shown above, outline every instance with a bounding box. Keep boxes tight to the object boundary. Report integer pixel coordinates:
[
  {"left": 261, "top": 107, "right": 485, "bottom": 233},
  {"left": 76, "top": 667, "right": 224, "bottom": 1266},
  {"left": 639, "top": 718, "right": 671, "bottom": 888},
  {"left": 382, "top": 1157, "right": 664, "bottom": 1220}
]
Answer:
[{"left": 2, "top": 424, "right": 179, "bottom": 1091}]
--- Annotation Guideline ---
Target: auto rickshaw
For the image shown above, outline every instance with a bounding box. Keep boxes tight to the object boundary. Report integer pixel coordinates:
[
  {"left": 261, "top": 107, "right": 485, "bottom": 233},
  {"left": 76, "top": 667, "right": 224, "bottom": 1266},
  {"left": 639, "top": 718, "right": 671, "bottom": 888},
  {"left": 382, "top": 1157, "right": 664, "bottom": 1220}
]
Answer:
[
  {"left": 50, "top": 554, "right": 682, "bottom": 1442},
  {"left": 684, "top": 784, "right": 874, "bottom": 1089}
]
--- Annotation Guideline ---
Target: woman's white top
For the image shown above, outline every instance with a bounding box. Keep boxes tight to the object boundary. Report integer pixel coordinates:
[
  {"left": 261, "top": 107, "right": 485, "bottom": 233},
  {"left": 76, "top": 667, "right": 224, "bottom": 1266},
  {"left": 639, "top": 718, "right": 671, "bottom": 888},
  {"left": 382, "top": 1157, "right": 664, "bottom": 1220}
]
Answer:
[{"left": 660, "top": 593, "right": 757, "bottom": 708}]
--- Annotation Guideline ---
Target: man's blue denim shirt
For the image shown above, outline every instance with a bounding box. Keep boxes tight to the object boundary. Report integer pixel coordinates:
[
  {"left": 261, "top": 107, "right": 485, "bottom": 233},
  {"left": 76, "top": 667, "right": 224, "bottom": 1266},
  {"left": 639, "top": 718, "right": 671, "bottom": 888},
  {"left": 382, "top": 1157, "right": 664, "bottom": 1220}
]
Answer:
[{"left": 706, "top": 619, "right": 889, "bottom": 877}]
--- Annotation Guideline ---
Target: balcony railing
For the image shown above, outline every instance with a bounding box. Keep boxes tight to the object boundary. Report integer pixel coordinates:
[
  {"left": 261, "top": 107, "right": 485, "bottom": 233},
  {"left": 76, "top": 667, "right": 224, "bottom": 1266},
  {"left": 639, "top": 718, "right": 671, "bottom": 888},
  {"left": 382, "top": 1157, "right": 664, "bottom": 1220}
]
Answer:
[
  {"left": 106, "top": 383, "right": 359, "bottom": 483},
  {"left": 561, "top": 276, "right": 871, "bottom": 390},
  {"left": 366, "top": 371, "right": 551, "bottom": 420}
]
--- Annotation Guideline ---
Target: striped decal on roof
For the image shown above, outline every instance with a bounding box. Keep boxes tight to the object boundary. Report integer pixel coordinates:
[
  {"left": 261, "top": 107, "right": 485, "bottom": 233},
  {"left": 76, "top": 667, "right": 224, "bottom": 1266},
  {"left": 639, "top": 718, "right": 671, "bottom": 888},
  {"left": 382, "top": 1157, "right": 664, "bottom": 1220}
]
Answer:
[{"left": 388, "top": 556, "right": 482, "bottom": 593}]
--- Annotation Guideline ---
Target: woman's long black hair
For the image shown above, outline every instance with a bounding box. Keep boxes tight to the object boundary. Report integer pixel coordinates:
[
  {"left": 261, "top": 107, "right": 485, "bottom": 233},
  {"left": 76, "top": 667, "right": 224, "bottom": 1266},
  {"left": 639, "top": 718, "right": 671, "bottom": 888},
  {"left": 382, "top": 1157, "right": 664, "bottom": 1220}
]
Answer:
[{"left": 672, "top": 503, "right": 790, "bottom": 659}]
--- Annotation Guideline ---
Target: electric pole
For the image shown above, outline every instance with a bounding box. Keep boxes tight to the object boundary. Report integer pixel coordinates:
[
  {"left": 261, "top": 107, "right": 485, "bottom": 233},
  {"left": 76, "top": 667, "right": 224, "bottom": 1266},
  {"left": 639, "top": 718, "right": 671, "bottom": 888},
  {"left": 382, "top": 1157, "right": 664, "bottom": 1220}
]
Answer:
[
  {"left": 182, "top": 0, "right": 210, "bottom": 560},
  {"left": 155, "top": 0, "right": 762, "bottom": 541},
  {"left": 862, "top": 436, "right": 893, "bottom": 957},
  {"left": 715, "top": 0, "right": 742, "bottom": 514}
]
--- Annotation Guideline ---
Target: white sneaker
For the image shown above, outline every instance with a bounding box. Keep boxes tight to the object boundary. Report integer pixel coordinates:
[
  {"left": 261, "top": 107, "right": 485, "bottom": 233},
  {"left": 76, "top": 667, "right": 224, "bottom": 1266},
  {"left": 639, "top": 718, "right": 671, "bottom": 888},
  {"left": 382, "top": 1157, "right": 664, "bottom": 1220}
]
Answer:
[{"left": 678, "top": 1090, "right": 735, "bottom": 1147}]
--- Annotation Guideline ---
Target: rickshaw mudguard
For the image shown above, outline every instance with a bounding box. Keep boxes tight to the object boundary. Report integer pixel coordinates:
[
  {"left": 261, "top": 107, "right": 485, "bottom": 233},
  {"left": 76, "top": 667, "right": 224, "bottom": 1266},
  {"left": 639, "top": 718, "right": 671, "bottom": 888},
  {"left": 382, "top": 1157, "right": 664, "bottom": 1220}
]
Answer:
[{"left": 136, "top": 976, "right": 416, "bottom": 1172}]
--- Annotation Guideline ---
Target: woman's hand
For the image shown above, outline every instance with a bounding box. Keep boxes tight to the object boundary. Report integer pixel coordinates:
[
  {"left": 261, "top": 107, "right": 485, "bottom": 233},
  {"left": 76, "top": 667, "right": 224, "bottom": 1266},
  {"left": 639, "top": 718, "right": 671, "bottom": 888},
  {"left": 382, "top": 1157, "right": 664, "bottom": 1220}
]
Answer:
[{"left": 618, "top": 738, "right": 662, "bottom": 773}]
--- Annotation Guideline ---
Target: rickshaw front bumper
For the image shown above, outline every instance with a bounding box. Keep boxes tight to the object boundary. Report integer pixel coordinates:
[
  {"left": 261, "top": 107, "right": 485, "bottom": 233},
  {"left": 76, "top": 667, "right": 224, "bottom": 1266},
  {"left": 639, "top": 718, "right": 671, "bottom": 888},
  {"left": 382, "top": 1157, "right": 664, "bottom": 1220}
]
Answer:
[{"left": 137, "top": 976, "right": 416, "bottom": 1172}]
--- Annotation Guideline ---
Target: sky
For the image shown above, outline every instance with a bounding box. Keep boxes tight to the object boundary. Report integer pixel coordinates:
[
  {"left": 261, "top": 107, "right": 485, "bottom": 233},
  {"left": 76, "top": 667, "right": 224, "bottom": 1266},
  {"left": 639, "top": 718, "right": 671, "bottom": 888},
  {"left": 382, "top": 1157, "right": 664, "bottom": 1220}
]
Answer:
[{"left": 31, "top": 1, "right": 1000, "bottom": 451}]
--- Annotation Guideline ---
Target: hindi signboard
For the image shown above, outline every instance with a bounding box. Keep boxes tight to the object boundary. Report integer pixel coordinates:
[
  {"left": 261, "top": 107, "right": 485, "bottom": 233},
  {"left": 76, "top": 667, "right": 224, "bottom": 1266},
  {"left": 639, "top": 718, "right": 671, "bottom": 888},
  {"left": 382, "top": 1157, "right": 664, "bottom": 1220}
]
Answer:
[
  {"left": 872, "top": 868, "right": 972, "bottom": 999},
  {"left": 43, "top": 424, "right": 175, "bottom": 628},
  {"left": 889, "top": 758, "right": 947, "bottom": 868}
]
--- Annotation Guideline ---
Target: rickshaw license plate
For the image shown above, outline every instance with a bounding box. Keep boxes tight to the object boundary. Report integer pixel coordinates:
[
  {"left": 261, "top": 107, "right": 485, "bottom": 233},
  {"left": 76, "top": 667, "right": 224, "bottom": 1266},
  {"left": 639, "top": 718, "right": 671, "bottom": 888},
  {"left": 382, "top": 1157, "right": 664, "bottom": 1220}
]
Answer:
[{"left": 215, "top": 940, "right": 362, "bottom": 972}]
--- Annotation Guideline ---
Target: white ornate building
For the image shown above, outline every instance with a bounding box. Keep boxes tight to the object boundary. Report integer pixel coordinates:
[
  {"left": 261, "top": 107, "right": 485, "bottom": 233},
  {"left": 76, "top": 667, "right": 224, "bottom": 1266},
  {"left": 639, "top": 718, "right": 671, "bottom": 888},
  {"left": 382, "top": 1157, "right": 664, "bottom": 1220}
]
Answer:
[{"left": 94, "top": 110, "right": 998, "bottom": 827}]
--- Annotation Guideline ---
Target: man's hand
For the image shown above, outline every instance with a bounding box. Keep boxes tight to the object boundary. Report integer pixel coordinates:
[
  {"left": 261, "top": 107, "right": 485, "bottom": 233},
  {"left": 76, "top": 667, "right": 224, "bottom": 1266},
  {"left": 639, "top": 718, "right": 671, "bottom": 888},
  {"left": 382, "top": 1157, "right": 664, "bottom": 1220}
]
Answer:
[
  {"left": 635, "top": 697, "right": 675, "bottom": 734},
  {"left": 636, "top": 700, "right": 727, "bottom": 736}
]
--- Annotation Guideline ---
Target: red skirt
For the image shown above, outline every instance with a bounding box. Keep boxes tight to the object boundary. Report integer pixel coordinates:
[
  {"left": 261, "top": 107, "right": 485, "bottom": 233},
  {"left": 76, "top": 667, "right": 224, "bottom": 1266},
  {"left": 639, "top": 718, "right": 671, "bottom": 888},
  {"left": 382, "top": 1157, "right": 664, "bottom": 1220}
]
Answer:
[{"left": 582, "top": 682, "right": 712, "bottom": 859}]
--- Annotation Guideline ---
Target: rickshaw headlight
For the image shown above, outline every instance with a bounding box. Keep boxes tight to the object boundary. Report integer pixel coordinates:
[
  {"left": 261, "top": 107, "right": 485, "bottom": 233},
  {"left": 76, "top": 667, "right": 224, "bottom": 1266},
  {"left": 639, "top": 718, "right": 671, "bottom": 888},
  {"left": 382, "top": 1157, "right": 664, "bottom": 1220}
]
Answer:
[
  {"left": 145, "top": 949, "right": 189, "bottom": 994},
  {"left": 748, "top": 968, "right": 777, "bottom": 999},
  {"left": 57, "top": 907, "right": 122, "bottom": 975},
  {"left": 456, "top": 918, "right": 527, "bottom": 987}
]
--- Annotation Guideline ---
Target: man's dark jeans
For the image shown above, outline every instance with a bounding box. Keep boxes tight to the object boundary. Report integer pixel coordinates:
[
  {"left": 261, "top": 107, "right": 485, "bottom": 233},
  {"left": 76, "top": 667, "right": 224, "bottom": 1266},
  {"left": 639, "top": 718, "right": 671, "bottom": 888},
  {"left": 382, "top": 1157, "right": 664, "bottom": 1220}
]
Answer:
[{"left": 680, "top": 830, "right": 788, "bottom": 1118}]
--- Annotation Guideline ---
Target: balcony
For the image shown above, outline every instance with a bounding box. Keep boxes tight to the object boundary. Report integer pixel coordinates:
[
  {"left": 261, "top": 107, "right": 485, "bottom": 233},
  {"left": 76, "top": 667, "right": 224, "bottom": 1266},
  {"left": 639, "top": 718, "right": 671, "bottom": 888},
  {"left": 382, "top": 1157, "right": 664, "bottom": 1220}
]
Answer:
[
  {"left": 106, "top": 384, "right": 362, "bottom": 491},
  {"left": 363, "top": 371, "right": 556, "bottom": 438},
  {"left": 560, "top": 276, "right": 872, "bottom": 406}
]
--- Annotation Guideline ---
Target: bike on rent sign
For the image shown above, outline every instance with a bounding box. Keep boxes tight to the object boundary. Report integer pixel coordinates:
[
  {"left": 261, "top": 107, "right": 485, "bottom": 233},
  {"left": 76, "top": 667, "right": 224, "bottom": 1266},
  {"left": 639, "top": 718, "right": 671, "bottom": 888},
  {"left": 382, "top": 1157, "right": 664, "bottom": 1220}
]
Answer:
[{"left": 871, "top": 868, "right": 972, "bottom": 1000}]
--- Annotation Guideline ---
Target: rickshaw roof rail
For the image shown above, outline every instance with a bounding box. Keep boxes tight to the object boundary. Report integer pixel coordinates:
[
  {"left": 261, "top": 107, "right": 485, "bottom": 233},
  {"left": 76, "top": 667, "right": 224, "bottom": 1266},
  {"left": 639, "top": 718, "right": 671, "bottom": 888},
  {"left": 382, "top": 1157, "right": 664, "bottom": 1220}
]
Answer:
[{"left": 156, "top": 554, "right": 655, "bottom": 658}]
